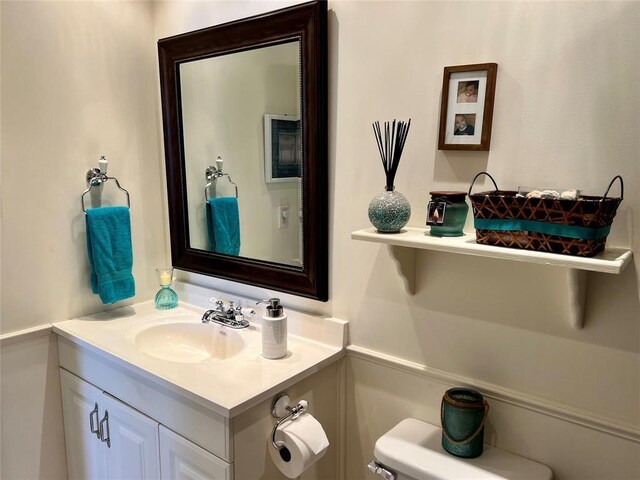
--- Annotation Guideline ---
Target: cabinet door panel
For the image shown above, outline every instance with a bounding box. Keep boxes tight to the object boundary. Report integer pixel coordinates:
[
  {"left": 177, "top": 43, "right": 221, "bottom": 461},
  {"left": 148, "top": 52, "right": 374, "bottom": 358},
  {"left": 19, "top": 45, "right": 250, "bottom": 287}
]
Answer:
[
  {"left": 159, "top": 426, "right": 232, "bottom": 480},
  {"left": 102, "top": 393, "right": 160, "bottom": 480},
  {"left": 60, "top": 369, "right": 108, "bottom": 480}
]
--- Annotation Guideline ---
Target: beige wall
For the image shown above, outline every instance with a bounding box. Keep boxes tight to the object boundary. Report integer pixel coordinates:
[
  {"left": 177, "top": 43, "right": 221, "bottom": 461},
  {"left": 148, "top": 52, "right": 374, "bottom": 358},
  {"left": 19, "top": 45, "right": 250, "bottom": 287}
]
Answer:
[
  {"left": 2, "top": 1, "right": 639, "bottom": 479},
  {"left": 332, "top": 1, "right": 640, "bottom": 477},
  {"left": 1, "top": 0, "right": 165, "bottom": 333},
  {"left": 329, "top": 3, "right": 640, "bottom": 477},
  {"left": 173, "top": 1, "right": 640, "bottom": 478},
  {"left": 0, "top": 1, "right": 164, "bottom": 477}
]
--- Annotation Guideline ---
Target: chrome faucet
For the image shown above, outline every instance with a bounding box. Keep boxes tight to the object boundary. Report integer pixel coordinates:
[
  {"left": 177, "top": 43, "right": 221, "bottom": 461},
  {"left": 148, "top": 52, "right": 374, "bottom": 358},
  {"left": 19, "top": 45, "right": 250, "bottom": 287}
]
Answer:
[{"left": 202, "top": 298, "right": 255, "bottom": 329}]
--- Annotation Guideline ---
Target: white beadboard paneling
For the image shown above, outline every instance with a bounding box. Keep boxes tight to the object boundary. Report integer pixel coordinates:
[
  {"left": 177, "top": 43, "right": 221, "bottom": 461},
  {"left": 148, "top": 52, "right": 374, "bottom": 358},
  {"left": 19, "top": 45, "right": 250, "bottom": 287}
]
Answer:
[
  {"left": 0, "top": 333, "right": 68, "bottom": 479},
  {"left": 348, "top": 345, "right": 640, "bottom": 443},
  {"left": 345, "top": 353, "right": 640, "bottom": 480}
]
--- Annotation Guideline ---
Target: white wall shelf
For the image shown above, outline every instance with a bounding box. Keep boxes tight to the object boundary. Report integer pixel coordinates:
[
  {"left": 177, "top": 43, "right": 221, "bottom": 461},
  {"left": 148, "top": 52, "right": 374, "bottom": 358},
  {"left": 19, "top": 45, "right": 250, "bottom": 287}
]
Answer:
[{"left": 351, "top": 227, "right": 633, "bottom": 329}]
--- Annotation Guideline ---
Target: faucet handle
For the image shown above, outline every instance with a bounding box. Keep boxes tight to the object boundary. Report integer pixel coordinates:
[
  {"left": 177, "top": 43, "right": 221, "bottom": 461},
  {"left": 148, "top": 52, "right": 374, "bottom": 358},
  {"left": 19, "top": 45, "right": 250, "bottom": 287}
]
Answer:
[
  {"left": 240, "top": 307, "right": 255, "bottom": 317},
  {"left": 209, "top": 297, "right": 225, "bottom": 309}
]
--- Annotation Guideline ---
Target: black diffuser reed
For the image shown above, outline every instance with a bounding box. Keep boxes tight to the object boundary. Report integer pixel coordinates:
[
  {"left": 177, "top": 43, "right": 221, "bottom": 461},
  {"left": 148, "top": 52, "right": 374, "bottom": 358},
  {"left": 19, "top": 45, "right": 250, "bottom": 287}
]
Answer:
[{"left": 372, "top": 119, "right": 412, "bottom": 191}]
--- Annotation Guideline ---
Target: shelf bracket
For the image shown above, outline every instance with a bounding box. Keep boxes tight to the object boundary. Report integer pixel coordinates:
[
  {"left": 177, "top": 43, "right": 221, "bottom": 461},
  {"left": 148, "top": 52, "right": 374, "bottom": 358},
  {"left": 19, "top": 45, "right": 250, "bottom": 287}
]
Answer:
[
  {"left": 567, "top": 269, "right": 588, "bottom": 329},
  {"left": 351, "top": 228, "right": 633, "bottom": 330}
]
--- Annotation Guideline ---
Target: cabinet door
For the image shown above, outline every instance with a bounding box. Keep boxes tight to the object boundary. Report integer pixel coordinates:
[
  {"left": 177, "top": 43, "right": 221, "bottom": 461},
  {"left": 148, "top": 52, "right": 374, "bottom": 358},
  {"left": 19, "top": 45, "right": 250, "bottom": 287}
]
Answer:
[
  {"left": 102, "top": 393, "right": 161, "bottom": 480},
  {"left": 159, "top": 425, "right": 232, "bottom": 480},
  {"left": 60, "top": 369, "right": 108, "bottom": 480}
]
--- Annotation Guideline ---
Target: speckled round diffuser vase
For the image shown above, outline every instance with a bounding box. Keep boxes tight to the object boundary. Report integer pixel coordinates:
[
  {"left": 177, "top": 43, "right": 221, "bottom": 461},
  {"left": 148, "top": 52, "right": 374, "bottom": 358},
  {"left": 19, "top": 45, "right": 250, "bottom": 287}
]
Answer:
[
  {"left": 369, "top": 119, "right": 412, "bottom": 233},
  {"left": 369, "top": 187, "right": 411, "bottom": 233}
]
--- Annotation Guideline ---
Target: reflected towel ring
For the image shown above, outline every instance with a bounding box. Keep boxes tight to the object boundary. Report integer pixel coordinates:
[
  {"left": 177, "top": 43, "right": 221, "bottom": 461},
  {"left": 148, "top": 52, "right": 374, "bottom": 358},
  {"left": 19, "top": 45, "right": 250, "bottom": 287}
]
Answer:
[{"left": 204, "top": 163, "right": 239, "bottom": 201}]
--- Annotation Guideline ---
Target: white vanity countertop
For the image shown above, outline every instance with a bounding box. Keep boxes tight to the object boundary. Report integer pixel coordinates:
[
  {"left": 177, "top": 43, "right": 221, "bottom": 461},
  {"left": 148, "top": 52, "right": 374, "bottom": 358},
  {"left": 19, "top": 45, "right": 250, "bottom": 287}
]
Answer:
[{"left": 52, "top": 301, "right": 346, "bottom": 418}]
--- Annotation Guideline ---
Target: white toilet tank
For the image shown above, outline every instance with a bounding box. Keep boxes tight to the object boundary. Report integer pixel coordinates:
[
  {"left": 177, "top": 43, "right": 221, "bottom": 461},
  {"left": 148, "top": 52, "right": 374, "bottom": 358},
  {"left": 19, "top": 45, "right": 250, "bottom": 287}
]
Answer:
[{"left": 369, "top": 418, "right": 553, "bottom": 480}]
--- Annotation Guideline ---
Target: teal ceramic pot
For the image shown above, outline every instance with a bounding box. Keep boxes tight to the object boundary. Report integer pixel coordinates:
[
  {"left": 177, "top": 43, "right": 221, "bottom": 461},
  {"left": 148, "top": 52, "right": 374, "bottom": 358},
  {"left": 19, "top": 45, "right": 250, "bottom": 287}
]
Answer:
[
  {"left": 368, "top": 188, "right": 411, "bottom": 233},
  {"left": 427, "top": 191, "right": 469, "bottom": 237},
  {"left": 441, "top": 388, "right": 488, "bottom": 458}
]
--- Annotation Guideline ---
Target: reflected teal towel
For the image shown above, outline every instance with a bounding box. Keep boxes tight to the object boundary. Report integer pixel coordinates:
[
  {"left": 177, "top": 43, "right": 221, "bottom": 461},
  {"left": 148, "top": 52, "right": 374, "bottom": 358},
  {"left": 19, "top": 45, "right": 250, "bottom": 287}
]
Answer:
[
  {"left": 206, "top": 197, "right": 240, "bottom": 256},
  {"left": 85, "top": 206, "right": 135, "bottom": 304}
]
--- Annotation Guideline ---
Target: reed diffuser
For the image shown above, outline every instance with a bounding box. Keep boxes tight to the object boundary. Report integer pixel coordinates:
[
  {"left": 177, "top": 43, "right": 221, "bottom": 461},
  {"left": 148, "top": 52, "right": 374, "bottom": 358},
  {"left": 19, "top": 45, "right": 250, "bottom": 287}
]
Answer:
[{"left": 368, "top": 119, "right": 412, "bottom": 233}]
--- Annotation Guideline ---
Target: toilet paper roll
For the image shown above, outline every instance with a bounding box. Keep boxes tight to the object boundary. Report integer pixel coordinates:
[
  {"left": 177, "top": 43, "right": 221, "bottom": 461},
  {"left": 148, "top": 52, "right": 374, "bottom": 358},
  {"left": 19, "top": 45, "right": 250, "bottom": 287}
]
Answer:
[{"left": 269, "top": 413, "right": 329, "bottom": 478}]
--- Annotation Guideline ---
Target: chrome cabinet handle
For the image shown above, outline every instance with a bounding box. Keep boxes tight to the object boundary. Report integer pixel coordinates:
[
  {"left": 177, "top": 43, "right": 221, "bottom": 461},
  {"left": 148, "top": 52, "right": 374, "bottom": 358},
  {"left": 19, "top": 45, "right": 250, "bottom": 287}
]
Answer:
[
  {"left": 99, "top": 410, "right": 110, "bottom": 448},
  {"left": 89, "top": 403, "right": 100, "bottom": 439}
]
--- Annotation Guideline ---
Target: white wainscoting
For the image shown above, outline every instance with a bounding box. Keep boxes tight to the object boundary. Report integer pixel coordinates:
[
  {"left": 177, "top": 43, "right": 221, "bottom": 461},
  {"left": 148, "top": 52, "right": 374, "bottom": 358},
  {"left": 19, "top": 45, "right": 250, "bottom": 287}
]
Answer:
[
  {"left": 1, "top": 328, "right": 68, "bottom": 480},
  {"left": 345, "top": 345, "right": 640, "bottom": 480}
]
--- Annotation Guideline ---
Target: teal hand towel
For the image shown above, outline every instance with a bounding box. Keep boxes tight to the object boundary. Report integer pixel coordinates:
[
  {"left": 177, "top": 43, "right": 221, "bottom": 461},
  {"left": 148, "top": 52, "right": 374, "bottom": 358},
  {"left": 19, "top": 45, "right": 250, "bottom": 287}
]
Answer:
[
  {"left": 85, "top": 206, "right": 135, "bottom": 304},
  {"left": 206, "top": 197, "right": 240, "bottom": 256}
]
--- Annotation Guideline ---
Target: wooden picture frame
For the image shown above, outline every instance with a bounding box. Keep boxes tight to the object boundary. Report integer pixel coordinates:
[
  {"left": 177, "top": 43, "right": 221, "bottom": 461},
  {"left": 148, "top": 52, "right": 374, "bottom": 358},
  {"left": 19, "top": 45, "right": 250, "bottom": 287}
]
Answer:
[
  {"left": 264, "top": 114, "right": 302, "bottom": 183},
  {"left": 438, "top": 63, "right": 498, "bottom": 151}
]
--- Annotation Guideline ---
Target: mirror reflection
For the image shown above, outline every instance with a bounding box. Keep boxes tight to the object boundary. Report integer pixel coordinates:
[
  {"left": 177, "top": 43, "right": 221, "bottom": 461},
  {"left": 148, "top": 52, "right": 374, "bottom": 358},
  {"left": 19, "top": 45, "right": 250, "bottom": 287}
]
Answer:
[
  {"left": 180, "top": 40, "right": 303, "bottom": 267},
  {"left": 159, "top": 0, "right": 327, "bottom": 300}
]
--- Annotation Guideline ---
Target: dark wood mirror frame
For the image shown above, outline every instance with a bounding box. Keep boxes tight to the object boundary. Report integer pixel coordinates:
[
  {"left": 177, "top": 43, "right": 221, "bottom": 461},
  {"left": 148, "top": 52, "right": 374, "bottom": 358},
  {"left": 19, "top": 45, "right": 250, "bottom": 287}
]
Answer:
[{"left": 158, "top": 1, "right": 328, "bottom": 301}]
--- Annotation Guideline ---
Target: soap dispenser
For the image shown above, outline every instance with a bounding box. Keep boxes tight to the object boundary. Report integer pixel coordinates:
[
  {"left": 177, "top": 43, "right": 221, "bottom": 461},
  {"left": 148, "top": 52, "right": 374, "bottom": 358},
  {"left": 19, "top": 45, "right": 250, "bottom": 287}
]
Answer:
[{"left": 259, "top": 298, "right": 287, "bottom": 359}]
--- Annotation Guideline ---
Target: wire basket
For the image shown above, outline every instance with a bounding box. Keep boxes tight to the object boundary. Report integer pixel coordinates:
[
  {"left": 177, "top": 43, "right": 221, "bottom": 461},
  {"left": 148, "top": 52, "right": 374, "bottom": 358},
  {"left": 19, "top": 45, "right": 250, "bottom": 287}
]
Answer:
[{"left": 468, "top": 172, "right": 623, "bottom": 257}]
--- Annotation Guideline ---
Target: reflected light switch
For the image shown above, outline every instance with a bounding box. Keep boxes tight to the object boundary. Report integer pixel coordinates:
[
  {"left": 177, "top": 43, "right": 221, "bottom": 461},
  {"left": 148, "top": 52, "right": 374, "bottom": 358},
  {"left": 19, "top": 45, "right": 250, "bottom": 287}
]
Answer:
[{"left": 278, "top": 206, "right": 289, "bottom": 229}]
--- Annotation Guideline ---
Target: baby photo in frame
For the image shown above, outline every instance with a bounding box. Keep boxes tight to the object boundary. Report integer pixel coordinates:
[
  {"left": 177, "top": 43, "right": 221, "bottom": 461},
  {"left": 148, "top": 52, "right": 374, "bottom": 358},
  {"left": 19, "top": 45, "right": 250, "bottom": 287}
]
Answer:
[{"left": 438, "top": 63, "right": 498, "bottom": 151}]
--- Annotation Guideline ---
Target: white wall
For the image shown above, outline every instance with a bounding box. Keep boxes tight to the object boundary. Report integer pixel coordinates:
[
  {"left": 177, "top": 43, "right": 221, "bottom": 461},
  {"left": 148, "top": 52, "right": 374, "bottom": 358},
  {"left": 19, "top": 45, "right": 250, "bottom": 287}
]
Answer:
[{"left": 1, "top": 1, "right": 164, "bottom": 477}]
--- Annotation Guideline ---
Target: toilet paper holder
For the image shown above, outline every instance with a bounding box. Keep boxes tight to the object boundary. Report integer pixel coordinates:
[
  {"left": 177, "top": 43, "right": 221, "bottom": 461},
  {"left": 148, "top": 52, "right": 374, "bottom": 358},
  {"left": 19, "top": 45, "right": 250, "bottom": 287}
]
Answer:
[{"left": 270, "top": 393, "right": 309, "bottom": 453}]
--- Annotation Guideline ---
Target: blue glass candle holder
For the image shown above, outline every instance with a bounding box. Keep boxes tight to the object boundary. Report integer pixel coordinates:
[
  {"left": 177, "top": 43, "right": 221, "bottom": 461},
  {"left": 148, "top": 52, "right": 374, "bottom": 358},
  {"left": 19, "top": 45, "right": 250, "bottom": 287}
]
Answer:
[{"left": 155, "top": 267, "right": 178, "bottom": 310}]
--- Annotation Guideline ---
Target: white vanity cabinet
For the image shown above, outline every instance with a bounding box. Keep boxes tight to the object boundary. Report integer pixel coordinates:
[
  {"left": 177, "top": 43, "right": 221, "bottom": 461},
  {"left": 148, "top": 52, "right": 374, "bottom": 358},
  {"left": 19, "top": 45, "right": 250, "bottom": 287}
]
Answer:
[
  {"left": 159, "top": 426, "right": 231, "bottom": 480},
  {"left": 61, "top": 369, "right": 161, "bottom": 479},
  {"left": 60, "top": 368, "right": 231, "bottom": 480},
  {"left": 101, "top": 393, "right": 161, "bottom": 479},
  {"left": 53, "top": 301, "right": 346, "bottom": 480},
  {"left": 60, "top": 369, "right": 109, "bottom": 480}
]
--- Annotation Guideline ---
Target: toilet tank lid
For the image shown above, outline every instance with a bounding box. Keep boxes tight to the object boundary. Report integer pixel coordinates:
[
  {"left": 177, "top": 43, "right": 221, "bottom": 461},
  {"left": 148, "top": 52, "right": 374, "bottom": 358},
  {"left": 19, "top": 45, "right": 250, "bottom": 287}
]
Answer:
[{"left": 374, "top": 419, "right": 552, "bottom": 480}]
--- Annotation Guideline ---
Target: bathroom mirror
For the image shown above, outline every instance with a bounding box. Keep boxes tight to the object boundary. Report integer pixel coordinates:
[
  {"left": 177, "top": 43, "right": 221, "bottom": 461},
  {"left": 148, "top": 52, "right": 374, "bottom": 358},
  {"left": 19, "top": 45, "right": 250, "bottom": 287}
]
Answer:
[{"left": 158, "top": 1, "right": 327, "bottom": 300}]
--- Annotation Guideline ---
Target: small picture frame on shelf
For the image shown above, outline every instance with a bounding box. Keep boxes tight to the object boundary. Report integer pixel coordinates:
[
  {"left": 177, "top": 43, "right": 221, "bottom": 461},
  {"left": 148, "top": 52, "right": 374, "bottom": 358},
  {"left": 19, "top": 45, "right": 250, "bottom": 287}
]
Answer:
[
  {"left": 264, "top": 114, "right": 302, "bottom": 184},
  {"left": 438, "top": 63, "right": 498, "bottom": 151}
]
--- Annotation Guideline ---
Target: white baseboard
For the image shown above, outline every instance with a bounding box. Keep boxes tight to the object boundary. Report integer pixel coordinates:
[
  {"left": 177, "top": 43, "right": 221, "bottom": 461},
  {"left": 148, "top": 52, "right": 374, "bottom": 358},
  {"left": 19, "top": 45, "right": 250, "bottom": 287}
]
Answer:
[
  {"left": 347, "top": 344, "right": 640, "bottom": 443},
  {"left": 0, "top": 324, "right": 51, "bottom": 346}
]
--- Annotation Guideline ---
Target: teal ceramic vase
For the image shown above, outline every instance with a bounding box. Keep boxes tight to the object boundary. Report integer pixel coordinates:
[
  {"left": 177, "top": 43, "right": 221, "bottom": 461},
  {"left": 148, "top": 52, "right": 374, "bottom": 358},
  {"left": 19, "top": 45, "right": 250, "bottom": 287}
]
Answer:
[
  {"left": 441, "top": 388, "right": 488, "bottom": 458},
  {"left": 368, "top": 187, "right": 411, "bottom": 233},
  {"left": 427, "top": 191, "right": 469, "bottom": 237}
]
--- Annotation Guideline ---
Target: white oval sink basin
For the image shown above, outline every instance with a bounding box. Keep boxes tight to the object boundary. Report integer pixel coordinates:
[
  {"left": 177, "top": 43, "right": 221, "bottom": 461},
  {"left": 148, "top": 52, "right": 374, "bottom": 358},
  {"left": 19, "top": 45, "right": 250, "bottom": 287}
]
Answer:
[{"left": 129, "top": 315, "right": 245, "bottom": 363}]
